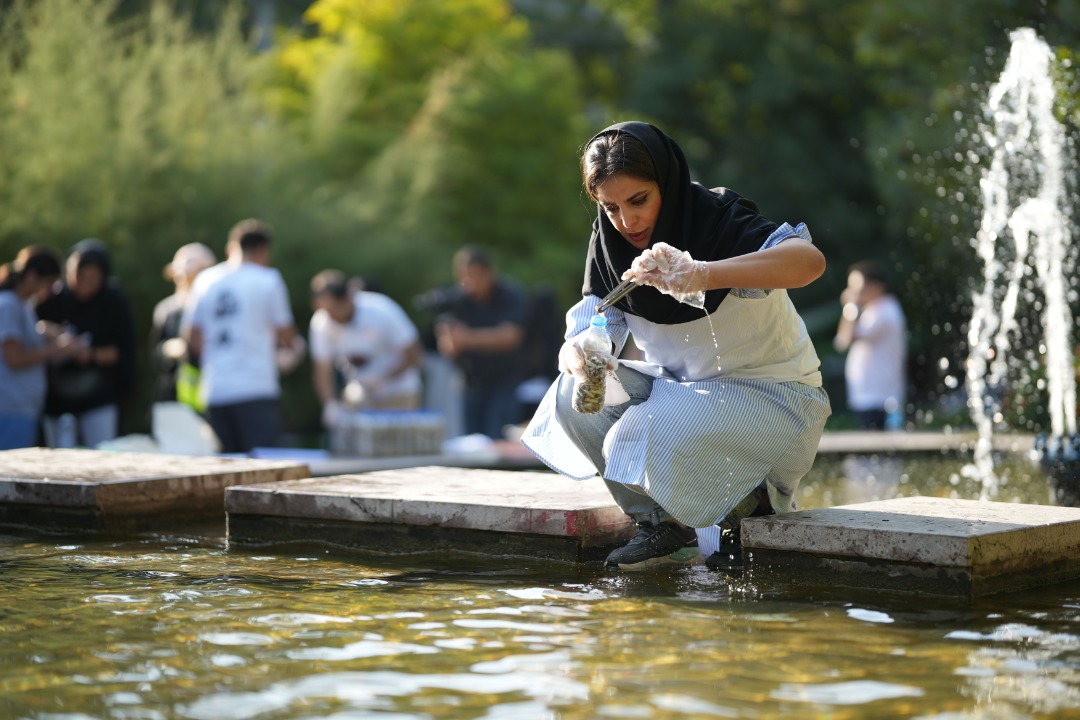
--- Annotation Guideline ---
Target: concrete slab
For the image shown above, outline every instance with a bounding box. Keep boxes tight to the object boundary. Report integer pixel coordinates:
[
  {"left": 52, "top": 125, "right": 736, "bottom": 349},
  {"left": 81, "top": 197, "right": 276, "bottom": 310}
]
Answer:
[
  {"left": 226, "top": 466, "right": 636, "bottom": 562},
  {"left": 0, "top": 447, "right": 311, "bottom": 534},
  {"left": 743, "top": 496, "right": 1080, "bottom": 597},
  {"left": 285, "top": 442, "right": 544, "bottom": 477}
]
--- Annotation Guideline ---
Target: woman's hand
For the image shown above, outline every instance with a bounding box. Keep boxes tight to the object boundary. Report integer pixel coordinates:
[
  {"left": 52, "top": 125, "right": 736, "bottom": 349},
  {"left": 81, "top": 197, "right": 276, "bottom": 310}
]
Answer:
[
  {"left": 558, "top": 336, "right": 615, "bottom": 380},
  {"left": 623, "top": 242, "right": 708, "bottom": 306},
  {"left": 557, "top": 340, "right": 586, "bottom": 379}
]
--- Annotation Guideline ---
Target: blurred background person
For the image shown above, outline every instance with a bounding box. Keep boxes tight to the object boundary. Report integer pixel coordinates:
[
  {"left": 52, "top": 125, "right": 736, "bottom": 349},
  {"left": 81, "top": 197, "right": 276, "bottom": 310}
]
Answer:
[
  {"left": 433, "top": 245, "right": 527, "bottom": 439},
  {"left": 36, "top": 239, "right": 137, "bottom": 448},
  {"left": 834, "top": 259, "right": 907, "bottom": 430},
  {"left": 149, "top": 242, "right": 216, "bottom": 412},
  {"left": 309, "top": 269, "right": 424, "bottom": 430},
  {"left": 182, "top": 219, "right": 300, "bottom": 454},
  {"left": 0, "top": 245, "right": 88, "bottom": 449},
  {"left": 514, "top": 284, "right": 563, "bottom": 423}
]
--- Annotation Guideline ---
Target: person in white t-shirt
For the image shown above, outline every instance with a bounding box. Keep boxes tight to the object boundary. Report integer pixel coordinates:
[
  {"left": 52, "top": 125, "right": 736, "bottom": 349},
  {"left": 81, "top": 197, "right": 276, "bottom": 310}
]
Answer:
[
  {"left": 182, "top": 219, "right": 301, "bottom": 453},
  {"left": 834, "top": 260, "right": 907, "bottom": 430},
  {"left": 308, "top": 270, "right": 423, "bottom": 428}
]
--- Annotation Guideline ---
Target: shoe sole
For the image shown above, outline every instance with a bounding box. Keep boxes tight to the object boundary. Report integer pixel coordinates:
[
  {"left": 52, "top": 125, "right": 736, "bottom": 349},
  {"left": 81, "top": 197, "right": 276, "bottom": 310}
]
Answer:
[{"left": 615, "top": 546, "right": 702, "bottom": 572}]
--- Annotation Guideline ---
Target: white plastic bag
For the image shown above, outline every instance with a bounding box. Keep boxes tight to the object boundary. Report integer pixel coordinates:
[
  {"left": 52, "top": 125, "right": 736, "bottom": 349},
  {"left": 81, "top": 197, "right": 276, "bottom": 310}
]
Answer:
[{"left": 152, "top": 402, "right": 221, "bottom": 455}]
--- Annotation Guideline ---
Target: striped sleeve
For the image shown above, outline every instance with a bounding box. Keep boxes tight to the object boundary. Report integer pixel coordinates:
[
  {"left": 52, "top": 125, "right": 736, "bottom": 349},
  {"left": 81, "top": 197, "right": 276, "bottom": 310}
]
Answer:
[{"left": 761, "top": 221, "right": 812, "bottom": 250}]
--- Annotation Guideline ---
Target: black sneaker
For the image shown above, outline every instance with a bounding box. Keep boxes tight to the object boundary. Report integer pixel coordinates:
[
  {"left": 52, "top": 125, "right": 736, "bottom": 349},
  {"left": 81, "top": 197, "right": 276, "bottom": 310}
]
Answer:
[
  {"left": 704, "top": 528, "right": 743, "bottom": 571},
  {"left": 605, "top": 521, "right": 699, "bottom": 571}
]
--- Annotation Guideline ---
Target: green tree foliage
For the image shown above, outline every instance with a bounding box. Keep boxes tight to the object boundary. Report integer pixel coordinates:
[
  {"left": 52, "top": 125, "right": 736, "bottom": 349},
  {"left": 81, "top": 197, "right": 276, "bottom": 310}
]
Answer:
[
  {"left": 0, "top": 0, "right": 361, "bottom": 432},
  {"left": 269, "top": 0, "right": 529, "bottom": 176},
  {"left": 271, "top": 0, "right": 591, "bottom": 303},
  {"left": 354, "top": 49, "right": 589, "bottom": 296},
  {"left": 2, "top": 0, "right": 1078, "bottom": 436}
]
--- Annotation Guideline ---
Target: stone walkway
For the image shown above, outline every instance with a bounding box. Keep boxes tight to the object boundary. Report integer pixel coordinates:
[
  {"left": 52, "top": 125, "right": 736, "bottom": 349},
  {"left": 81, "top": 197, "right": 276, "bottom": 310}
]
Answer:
[
  {"left": 743, "top": 496, "right": 1080, "bottom": 597},
  {"left": 0, "top": 447, "right": 309, "bottom": 533},
  {"left": 7, "top": 440, "right": 1078, "bottom": 599},
  {"left": 226, "top": 466, "right": 635, "bottom": 562}
]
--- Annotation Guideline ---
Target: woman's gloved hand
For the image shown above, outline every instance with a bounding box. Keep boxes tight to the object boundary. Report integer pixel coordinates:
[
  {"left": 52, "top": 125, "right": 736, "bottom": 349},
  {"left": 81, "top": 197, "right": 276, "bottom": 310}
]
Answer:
[
  {"left": 558, "top": 335, "right": 615, "bottom": 380},
  {"left": 559, "top": 332, "right": 627, "bottom": 409},
  {"left": 623, "top": 242, "right": 708, "bottom": 307}
]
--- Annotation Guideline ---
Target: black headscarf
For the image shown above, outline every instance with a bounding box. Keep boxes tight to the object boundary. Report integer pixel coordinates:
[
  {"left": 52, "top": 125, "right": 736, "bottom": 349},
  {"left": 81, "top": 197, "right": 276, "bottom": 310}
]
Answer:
[
  {"left": 70, "top": 237, "right": 113, "bottom": 280},
  {"left": 582, "top": 121, "right": 779, "bottom": 324}
]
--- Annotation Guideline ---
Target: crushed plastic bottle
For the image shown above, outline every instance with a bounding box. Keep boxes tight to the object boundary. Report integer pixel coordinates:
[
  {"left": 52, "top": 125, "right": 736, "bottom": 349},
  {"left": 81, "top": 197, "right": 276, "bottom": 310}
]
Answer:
[{"left": 572, "top": 315, "right": 611, "bottom": 414}]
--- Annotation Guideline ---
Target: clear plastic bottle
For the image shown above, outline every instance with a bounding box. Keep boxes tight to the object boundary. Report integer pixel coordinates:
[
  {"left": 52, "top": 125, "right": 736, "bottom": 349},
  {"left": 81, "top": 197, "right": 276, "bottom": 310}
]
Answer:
[{"left": 572, "top": 315, "right": 611, "bottom": 414}]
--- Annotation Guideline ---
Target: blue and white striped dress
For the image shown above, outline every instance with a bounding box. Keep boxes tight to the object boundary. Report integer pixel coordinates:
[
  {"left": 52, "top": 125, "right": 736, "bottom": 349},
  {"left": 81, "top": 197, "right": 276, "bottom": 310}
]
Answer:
[{"left": 521, "top": 223, "right": 832, "bottom": 557}]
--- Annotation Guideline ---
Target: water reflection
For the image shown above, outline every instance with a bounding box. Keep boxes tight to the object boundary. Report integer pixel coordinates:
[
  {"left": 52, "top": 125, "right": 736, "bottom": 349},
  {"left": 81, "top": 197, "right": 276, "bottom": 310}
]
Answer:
[
  {"left": 2, "top": 455, "right": 1080, "bottom": 719},
  {"left": 801, "top": 451, "right": 1055, "bottom": 510}
]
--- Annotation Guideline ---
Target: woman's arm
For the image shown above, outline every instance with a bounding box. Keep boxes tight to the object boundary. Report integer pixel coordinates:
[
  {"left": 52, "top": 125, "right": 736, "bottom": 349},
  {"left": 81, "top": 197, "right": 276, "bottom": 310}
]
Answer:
[
  {"left": 703, "top": 237, "right": 825, "bottom": 290},
  {"left": 624, "top": 236, "right": 825, "bottom": 295}
]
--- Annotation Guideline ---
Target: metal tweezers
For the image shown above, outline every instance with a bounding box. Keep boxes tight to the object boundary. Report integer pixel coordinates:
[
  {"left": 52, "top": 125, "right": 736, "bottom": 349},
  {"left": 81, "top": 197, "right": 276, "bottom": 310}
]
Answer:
[{"left": 596, "top": 278, "right": 638, "bottom": 313}]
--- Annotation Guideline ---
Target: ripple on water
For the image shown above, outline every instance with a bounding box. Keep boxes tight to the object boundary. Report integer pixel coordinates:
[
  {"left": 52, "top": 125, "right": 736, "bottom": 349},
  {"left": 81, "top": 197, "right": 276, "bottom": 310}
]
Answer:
[
  {"left": 770, "top": 679, "right": 924, "bottom": 704},
  {"left": 248, "top": 613, "right": 354, "bottom": 627},
  {"left": 846, "top": 607, "right": 895, "bottom": 624},
  {"left": 452, "top": 618, "right": 582, "bottom": 634},
  {"left": 286, "top": 639, "right": 438, "bottom": 661},
  {"left": 199, "top": 632, "right": 276, "bottom": 646},
  {"left": 501, "top": 585, "right": 607, "bottom": 601},
  {"left": 177, "top": 668, "right": 590, "bottom": 720}
]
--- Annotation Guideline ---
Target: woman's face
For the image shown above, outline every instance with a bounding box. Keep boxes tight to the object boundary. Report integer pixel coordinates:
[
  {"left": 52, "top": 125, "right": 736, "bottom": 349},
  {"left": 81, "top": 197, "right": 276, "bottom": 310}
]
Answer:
[{"left": 595, "top": 173, "right": 662, "bottom": 250}]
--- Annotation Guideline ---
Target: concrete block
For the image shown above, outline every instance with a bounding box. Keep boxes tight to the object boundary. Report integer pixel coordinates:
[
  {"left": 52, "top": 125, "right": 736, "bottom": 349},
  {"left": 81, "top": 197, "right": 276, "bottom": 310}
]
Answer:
[
  {"left": 743, "top": 496, "right": 1080, "bottom": 597},
  {"left": 0, "top": 447, "right": 311, "bottom": 533},
  {"left": 226, "top": 466, "right": 635, "bottom": 561}
]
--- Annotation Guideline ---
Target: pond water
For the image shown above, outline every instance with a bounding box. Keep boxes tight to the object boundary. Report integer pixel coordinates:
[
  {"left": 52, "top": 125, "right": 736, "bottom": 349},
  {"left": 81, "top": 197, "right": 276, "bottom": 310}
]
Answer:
[{"left": 3, "top": 452, "right": 1080, "bottom": 719}]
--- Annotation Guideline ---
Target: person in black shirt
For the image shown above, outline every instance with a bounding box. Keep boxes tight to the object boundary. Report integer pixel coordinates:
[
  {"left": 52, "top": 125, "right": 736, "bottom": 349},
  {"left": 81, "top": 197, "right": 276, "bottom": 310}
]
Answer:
[
  {"left": 35, "top": 239, "right": 136, "bottom": 448},
  {"left": 433, "top": 246, "right": 527, "bottom": 439}
]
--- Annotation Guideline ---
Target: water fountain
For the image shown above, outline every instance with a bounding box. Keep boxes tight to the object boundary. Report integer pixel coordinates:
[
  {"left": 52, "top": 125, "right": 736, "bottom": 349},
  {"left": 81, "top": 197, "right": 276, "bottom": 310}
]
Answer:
[{"left": 964, "top": 27, "right": 1079, "bottom": 503}]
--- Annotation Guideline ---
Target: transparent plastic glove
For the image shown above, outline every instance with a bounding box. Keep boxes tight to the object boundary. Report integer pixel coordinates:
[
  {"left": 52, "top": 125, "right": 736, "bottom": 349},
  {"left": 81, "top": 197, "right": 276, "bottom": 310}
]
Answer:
[
  {"left": 558, "top": 337, "right": 615, "bottom": 381},
  {"left": 557, "top": 339, "right": 586, "bottom": 379},
  {"left": 559, "top": 337, "right": 629, "bottom": 409},
  {"left": 624, "top": 242, "right": 708, "bottom": 308}
]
